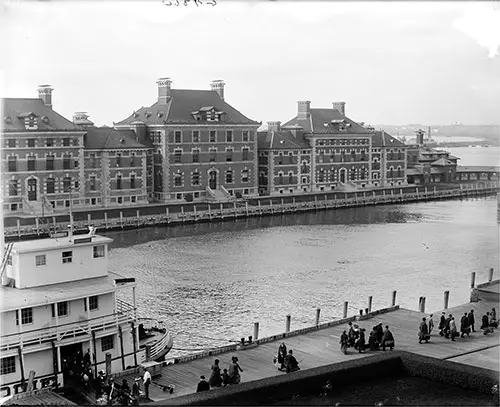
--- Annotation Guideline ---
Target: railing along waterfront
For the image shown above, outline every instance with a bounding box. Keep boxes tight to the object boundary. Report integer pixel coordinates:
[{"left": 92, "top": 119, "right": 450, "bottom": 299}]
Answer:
[
  {"left": 4, "top": 184, "right": 499, "bottom": 239},
  {"left": 0, "top": 310, "right": 134, "bottom": 353}
]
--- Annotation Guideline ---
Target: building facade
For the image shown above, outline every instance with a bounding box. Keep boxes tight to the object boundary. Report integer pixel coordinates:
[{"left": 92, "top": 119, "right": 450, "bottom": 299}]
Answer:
[
  {"left": 1, "top": 87, "right": 151, "bottom": 216},
  {"left": 115, "top": 78, "right": 261, "bottom": 202},
  {"left": 258, "top": 101, "right": 408, "bottom": 196}
]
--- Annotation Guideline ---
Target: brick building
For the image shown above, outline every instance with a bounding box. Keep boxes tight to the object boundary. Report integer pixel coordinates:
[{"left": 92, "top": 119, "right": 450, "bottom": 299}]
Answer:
[
  {"left": 258, "top": 101, "right": 408, "bottom": 196},
  {"left": 115, "top": 78, "right": 261, "bottom": 202},
  {"left": 1, "top": 86, "right": 151, "bottom": 216}
]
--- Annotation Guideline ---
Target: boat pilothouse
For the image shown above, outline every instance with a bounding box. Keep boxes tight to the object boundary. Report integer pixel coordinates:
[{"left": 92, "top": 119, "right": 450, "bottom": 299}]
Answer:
[{"left": 0, "top": 227, "right": 172, "bottom": 400}]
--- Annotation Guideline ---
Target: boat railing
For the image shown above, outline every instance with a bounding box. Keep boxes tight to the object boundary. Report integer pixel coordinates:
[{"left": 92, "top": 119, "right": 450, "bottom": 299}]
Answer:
[
  {"left": 139, "top": 329, "right": 173, "bottom": 362},
  {"left": 0, "top": 311, "right": 134, "bottom": 353},
  {"left": 116, "top": 298, "right": 136, "bottom": 314},
  {"left": 137, "top": 317, "right": 166, "bottom": 332}
]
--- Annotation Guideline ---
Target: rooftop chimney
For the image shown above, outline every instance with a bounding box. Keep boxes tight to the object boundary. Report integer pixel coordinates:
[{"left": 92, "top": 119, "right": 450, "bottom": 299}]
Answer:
[
  {"left": 210, "top": 80, "right": 225, "bottom": 100},
  {"left": 297, "top": 101, "right": 311, "bottom": 120},
  {"left": 332, "top": 101, "right": 346, "bottom": 116},
  {"left": 38, "top": 85, "right": 53, "bottom": 109},
  {"left": 157, "top": 77, "right": 172, "bottom": 105},
  {"left": 267, "top": 121, "right": 281, "bottom": 132}
]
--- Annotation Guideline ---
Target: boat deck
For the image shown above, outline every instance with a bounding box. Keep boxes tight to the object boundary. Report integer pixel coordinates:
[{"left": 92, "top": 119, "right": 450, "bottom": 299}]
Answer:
[{"left": 124, "top": 297, "right": 500, "bottom": 403}]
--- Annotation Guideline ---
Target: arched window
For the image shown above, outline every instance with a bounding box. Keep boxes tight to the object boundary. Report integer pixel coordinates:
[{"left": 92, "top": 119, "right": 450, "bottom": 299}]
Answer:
[
  {"left": 174, "top": 173, "right": 182, "bottom": 187},
  {"left": 63, "top": 177, "right": 72, "bottom": 193},
  {"left": 192, "top": 171, "right": 200, "bottom": 186},
  {"left": 226, "top": 170, "right": 233, "bottom": 184}
]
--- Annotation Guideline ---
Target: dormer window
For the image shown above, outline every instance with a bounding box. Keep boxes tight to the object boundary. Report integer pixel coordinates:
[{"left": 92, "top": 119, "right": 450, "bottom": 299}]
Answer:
[
  {"left": 4, "top": 116, "right": 12, "bottom": 124},
  {"left": 25, "top": 115, "right": 38, "bottom": 130}
]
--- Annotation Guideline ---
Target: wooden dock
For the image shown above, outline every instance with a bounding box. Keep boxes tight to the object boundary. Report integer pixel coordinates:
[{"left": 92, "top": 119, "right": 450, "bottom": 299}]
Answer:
[{"left": 120, "top": 283, "right": 500, "bottom": 403}]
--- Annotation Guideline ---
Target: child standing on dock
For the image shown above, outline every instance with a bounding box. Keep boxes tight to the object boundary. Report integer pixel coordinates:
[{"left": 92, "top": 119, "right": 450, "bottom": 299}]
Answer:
[{"left": 340, "top": 331, "right": 349, "bottom": 354}]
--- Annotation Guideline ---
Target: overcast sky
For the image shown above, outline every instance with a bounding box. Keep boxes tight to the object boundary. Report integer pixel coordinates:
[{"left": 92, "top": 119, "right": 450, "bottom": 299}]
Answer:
[{"left": 1, "top": 1, "right": 499, "bottom": 127}]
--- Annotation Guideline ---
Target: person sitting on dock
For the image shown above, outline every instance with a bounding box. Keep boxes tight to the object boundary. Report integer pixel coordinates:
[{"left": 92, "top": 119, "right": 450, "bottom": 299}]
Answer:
[
  {"left": 467, "top": 310, "right": 475, "bottom": 333},
  {"left": 381, "top": 325, "right": 395, "bottom": 351},
  {"left": 196, "top": 376, "right": 210, "bottom": 392},
  {"left": 340, "top": 330, "right": 349, "bottom": 354},
  {"left": 490, "top": 308, "right": 498, "bottom": 328},
  {"left": 460, "top": 312, "right": 471, "bottom": 338},
  {"left": 418, "top": 317, "right": 429, "bottom": 344},
  {"left": 285, "top": 350, "right": 300, "bottom": 373}
]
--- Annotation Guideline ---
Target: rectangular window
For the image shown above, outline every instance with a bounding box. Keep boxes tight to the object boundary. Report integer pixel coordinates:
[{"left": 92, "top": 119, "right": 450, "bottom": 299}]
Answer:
[
  {"left": 192, "top": 172, "right": 200, "bottom": 186},
  {"left": 27, "top": 139, "right": 35, "bottom": 148},
  {"left": 130, "top": 153, "right": 135, "bottom": 167},
  {"left": 46, "top": 138, "right": 54, "bottom": 147},
  {"left": 174, "top": 131, "right": 182, "bottom": 143},
  {"left": 63, "top": 138, "right": 70, "bottom": 147},
  {"left": 16, "top": 308, "right": 33, "bottom": 325},
  {"left": 242, "top": 131, "right": 249, "bottom": 142},
  {"left": 116, "top": 154, "right": 121, "bottom": 167},
  {"left": 46, "top": 155, "right": 54, "bottom": 171},
  {"left": 226, "top": 131, "right": 233, "bottom": 142},
  {"left": 93, "top": 245, "right": 105, "bottom": 258},
  {"left": 90, "top": 153, "right": 97, "bottom": 168},
  {"left": 35, "top": 254, "right": 46, "bottom": 266},
  {"left": 242, "top": 148, "right": 249, "bottom": 161},
  {"left": 27, "top": 156, "right": 36, "bottom": 171},
  {"left": 116, "top": 175, "right": 122, "bottom": 190},
  {"left": 192, "top": 149, "right": 199, "bottom": 163},
  {"left": 0, "top": 356, "right": 15, "bottom": 375},
  {"left": 226, "top": 148, "right": 233, "bottom": 162},
  {"left": 130, "top": 174, "right": 136, "bottom": 189},
  {"left": 242, "top": 170, "right": 249, "bottom": 183},
  {"left": 8, "top": 139, "right": 16, "bottom": 148},
  {"left": 209, "top": 131, "right": 216, "bottom": 143},
  {"left": 57, "top": 301, "right": 68, "bottom": 317},
  {"left": 8, "top": 157, "right": 17, "bottom": 172},
  {"left": 90, "top": 176, "right": 96, "bottom": 191},
  {"left": 63, "top": 155, "right": 71, "bottom": 170},
  {"left": 88, "top": 295, "right": 99, "bottom": 310},
  {"left": 9, "top": 180, "right": 18, "bottom": 196},
  {"left": 174, "top": 149, "right": 182, "bottom": 163},
  {"left": 62, "top": 251, "right": 72, "bottom": 264},
  {"left": 101, "top": 335, "right": 114, "bottom": 351},
  {"left": 209, "top": 148, "right": 217, "bottom": 162},
  {"left": 192, "top": 131, "right": 200, "bottom": 143},
  {"left": 63, "top": 177, "right": 71, "bottom": 193}
]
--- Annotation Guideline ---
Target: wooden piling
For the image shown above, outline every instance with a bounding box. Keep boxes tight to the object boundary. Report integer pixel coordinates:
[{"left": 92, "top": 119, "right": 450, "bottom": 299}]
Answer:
[
  {"left": 104, "top": 212, "right": 108, "bottom": 229},
  {"left": 470, "top": 272, "right": 476, "bottom": 288},
  {"left": 120, "top": 211, "right": 124, "bottom": 228},
  {"left": 444, "top": 290, "right": 450, "bottom": 310},
  {"left": 489, "top": 268, "right": 494, "bottom": 282},
  {"left": 343, "top": 301, "right": 348, "bottom": 318},
  {"left": 253, "top": 322, "right": 259, "bottom": 341},
  {"left": 315, "top": 308, "right": 321, "bottom": 326},
  {"left": 285, "top": 315, "right": 291, "bottom": 333},
  {"left": 391, "top": 290, "right": 397, "bottom": 307},
  {"left": 208, "top": 204, "right": 212, "bottom": 220},
  {"left": 181, "top": 206, "right": 185, "bottom": 222},
  {"left": 35, "top": 217, "right": 39, "bottom": 235},
  {"left": 220, "top": 203, "right": 223, "bottom": 218},
  {"left": 368, "top": 296, "right": 373, "bottom": 313},
  {"left": 418, "top": 297, "right": 426, "bottom": 313},
  {"left": 245, "top": 201, "right": 249, "bottom": 216},
  {"left": 136, "top": 209, "right": 140, "bottom": 220},
  {"left": 87, "top": 213, "right": 91, "bottom": 224}
]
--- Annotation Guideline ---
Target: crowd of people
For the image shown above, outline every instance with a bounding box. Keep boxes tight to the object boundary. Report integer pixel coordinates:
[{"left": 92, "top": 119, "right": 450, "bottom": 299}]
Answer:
[
  {"left": 339, "top": 322, "right": 395, "bottom": 353},
  {"left": 93, "top": 368, "right": 152, "bottom": 405},
  {"left": 196, "top": 356, "right": 244, "bottom": 392}
]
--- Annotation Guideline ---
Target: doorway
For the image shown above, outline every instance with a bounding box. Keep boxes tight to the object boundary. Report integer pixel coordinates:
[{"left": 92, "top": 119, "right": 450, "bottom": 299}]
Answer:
[
  {"left": 339, "top": 169, "right": 346, "bottom": 184},
  {"left": 209, "top": 170, "right": 217, "bottom": 189},
  {"left": 60, "top": 342, "right": 83, "bottom": 384},
  {"left": 27, "top": 179, "right": 37, "bottom": 201}
]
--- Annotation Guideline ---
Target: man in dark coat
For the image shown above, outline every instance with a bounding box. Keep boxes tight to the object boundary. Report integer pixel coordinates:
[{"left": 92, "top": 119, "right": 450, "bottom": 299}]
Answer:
[
  {"left": 277, "top": 343, "right": 287, "bottom": 371},
  {"left": 196, "top": 376, "right": 210, "bottom": 392},
  {"left": 418, "top": 317, "right": 429, "bottom": 344},
  {"left": 381, "top": 325, "right": 395, "bottom": 351},
  {"left": 375, "top": 323, "right": 384, "bottom": 345},
  {"left": 444, "top": 314, "right": 452, "bottom": 339},
  {"left": 438, "top": 312, "right": 446, "bottom": 336},
  {"left": 467, "top": 310, "right": 475, "bottom": 332},
  {"left": 460, "top": 312, "right": 470, "bottom": 338}
]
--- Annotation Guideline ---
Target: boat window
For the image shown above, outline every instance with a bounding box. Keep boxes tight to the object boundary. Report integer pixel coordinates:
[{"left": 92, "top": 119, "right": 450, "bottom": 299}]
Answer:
[
  {"left": 101, "top": 335, "right": 114, "bottom": 351},
  {"left": 15, "top": 308, "right": 33, "bottom": 325},
  {"left": 89, "top": 295, "right": 99, "bottom": 310},
  {"left": 93, "top": 245, "right": 105, "bottom": 258},
  {"left": 0, "top": 356, "right": 16, "bottom": 375},
  {"left": 35, "top": 254, "right": 46, "bottom": 267},
  {"left": 62, "top": 251, "right": 72, "bottom": 264}
]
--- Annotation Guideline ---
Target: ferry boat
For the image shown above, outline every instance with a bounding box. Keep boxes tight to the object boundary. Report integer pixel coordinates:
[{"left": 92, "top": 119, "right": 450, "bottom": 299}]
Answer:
[{"left": 0, "top": 226, "right": 173, "bottom": 401}]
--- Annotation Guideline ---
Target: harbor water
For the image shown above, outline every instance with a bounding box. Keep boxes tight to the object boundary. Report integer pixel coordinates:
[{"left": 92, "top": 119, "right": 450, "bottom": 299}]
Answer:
[{"left": 107, "top": 147, "right": 499, "bottom": 357}]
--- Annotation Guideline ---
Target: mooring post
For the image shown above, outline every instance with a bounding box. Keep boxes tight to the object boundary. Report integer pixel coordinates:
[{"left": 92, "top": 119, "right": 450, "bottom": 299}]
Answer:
[
  {"left": 166, "top": 207, "right": 169, "bottom": 218},
  {"left": 136, "top": 209, "right": 140, "bottom": 220},
  {"left": 368, "top": 296, "right": 373, "bottom": 313},
  {"left": 285, "top": 315, "right": 291, "bottom": 333},
  {"left": 193, "top": 205, "right": 197, "bottom": 218},
  {"left": 220, "top": 202, "right": 223, "bottom": 217},
  {"left": 420, "top": 297, "right": 426, "bottom": 313},
  {"left": 391, "top": 290, "right": 397, "bottom": 307},
  {"left": 87, "top": 213, "right": 91, "bottom": 224},
  {"left": 253, "top": 322, "right": 259, "bottom": 341},
  {"left": 343, "top": 301, "right": 348, "bottom": 318},
  {"left": 489, "top": 268, "right": 494, "bottom": 282},
  {"left": 104, "top": 212, "right": 108, "bottom": 229},
  {"left": 35, "top": 217, "right": 39, "bottom": 235},
  {"left": 181, "top": 206, "right": 185, "bottom": 221},
  {"left": 315, "top": 308, "right": 321, "bottom": 326},
  {"left": 258, "top": 200, "right": 262, "bottom": 215},
  {"left": 245, "top": 201, "right": 249, "bottom": 216},
  {"left": 208, "top": 204, "right": 212, "bottom": 219},
  {"left": 444, "top": 290, "right": 450, "bottom": 310},
  {"left": 470, "top": 272, "right": 476, "bottom": 288},
  {"left": 120, "top": 211, "right": 124, "bottom": 228}
]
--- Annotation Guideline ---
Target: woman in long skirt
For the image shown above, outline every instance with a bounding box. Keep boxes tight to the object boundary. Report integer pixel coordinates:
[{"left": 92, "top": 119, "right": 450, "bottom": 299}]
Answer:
[{"left": 209, "top": 359, "right": 222, "bottom": 388}]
